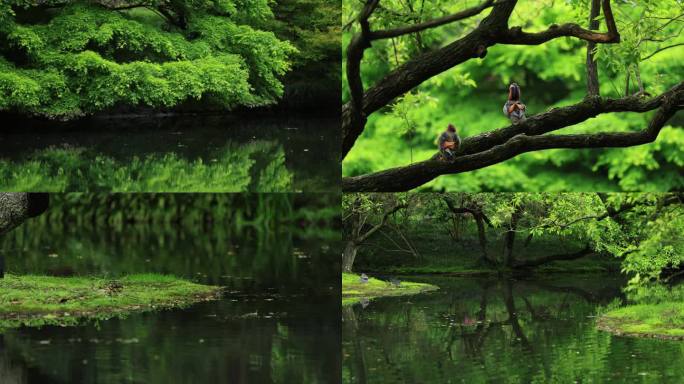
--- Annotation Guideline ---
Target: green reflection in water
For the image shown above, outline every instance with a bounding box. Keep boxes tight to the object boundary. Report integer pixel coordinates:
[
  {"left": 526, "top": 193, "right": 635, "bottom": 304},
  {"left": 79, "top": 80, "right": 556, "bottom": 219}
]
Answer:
[
  {"left": 0, "top": 143, "right": 293, "bottom": 192},
  {"left": 0, "top": 194, "right": 341, "bottom": 383},
  {"left": 343, "top": 275, "right": 684, "bottom": 384}
]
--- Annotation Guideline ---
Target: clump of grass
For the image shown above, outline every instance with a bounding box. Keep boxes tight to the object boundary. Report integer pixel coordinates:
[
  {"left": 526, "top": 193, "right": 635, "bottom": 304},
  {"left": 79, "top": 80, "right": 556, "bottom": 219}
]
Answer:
[
  {"left": 341, "top": 273, "right": 438, "bottom": 306},
  {"left": 0, "top": 274, "right": 222, "bottom": 330},
  {"left": 597, "top": 302, "right": 684, "bottom": 339}
]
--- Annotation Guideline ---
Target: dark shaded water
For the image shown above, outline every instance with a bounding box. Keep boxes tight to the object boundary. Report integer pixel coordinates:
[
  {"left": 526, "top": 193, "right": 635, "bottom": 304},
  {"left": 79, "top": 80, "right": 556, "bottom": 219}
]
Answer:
[
  {"left": 0, "top": 114, "right": 339, "bottom": 192},
  {"left": 0, "top": 218, "right": 341, "bottom": 383},
  {"left": 343, "top": 275, "right": 684, "bottom": 384}
]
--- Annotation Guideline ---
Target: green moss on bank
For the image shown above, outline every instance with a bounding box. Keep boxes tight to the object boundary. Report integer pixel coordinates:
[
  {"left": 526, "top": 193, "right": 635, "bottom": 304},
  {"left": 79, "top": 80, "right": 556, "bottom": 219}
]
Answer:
[
  {"left": 342, "top": 273, "right": 438, "bottom": 306},
  {"left": 0, "top": 274, "right": 222, "bottom": 330},
  {"left": 597, "top": 302, "right": 684, "bottom": 340}
]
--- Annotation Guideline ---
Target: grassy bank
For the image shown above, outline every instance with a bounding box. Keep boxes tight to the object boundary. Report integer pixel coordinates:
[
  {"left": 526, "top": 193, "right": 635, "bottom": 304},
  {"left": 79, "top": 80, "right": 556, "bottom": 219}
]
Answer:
[
  {"left": 342, "top": 273, "right": 438, "bottom": 306},
  {"left": 0, "top": 274, "right": 222, "bottom": 330},
  {"left": 597, "top": 302, "right": 684, "bottom": 340}
]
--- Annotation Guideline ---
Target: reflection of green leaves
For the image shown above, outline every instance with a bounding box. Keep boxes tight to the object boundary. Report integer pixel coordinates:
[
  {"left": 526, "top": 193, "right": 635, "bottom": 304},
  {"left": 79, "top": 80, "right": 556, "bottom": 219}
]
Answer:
[{"left": 0, "top": 143, "right": 294, "bottom": 192}]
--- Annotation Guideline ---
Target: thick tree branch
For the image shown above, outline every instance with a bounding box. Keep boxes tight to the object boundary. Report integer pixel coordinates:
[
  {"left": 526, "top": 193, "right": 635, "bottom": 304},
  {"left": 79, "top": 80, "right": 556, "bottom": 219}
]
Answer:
[
  {"left": 369, "top": 0, "right": 496, "bottom": 40},
  {"left": 514, "top": 246, "right": 594, "bottom": 268},
  {"left": 342, "top": 0, "right": 624, "bottom": 158},
  {"left": 342, "top": 0, "right": 518, "bottom": 157},
  {"left": 342, "top": 83, "right": 684, "bottom": 191},
  {"left": 344, "top": 0, "right": 380, "bottom": 158},
  {"left": 498, "top": 0, "right": 619, "bottom": 45},
  {"left": 586, "top": 0, "right": 601, "bottom": 96}
]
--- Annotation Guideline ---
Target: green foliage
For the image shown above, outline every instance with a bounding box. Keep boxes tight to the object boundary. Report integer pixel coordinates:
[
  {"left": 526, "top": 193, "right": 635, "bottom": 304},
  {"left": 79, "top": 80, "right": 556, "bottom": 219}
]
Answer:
[
  {"left": 343, "top": 0, "right": 684, "bottom": 191},
  {"left": 0, "top": 1, "right": 296, "bottom": 118},
  {"left": 345, "top": 192, "right": 684, "bottom": 284},
  {"left": 599, "top": 283, "right": 684, "bottom": 339},
  {"left": 0, "top": 143, "right": 295, "bottom": 191}
]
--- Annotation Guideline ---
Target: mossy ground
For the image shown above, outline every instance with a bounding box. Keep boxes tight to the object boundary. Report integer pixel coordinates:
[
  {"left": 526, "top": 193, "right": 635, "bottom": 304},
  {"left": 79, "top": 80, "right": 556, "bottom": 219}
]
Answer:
[
  {"left": 342, "top": 273, "right": 438, "bottom": 306},
  {"left": 597, "top": 302, "right": 684, "bottom": 340},
  {"left": 0, "top": 274, "right": 222, "bottom": 330}
]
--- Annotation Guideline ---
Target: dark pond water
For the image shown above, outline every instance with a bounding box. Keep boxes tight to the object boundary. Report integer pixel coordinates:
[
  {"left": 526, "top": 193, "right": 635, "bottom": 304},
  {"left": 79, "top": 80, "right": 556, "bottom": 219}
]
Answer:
[
  {"left": 343, "top": 275, "right": 684, "bottom": 384},
  {"left": 0, "top": 113, "right": 339, "bottom": 192},
  {"left": 0, "top": 218, "right": 341, "bottom": 383}
]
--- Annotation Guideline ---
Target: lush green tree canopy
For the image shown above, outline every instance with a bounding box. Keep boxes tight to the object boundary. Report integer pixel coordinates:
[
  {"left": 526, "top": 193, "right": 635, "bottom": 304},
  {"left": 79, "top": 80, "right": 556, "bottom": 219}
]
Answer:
[
  {"left": 342, "top": 0, "right": 684, "bottom": 192},
  {"left": 343, "top": 192, "right": 684, "bottom": 284},
  {"left": 0, "top": 0, "right": 297, "bottom": 118}
]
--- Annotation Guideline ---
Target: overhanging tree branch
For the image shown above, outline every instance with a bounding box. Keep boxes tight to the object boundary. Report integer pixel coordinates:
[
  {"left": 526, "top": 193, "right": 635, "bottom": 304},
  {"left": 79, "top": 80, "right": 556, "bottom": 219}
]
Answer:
[
  {"left": 369, "top": 0, "right": 496, "bottom": 40},
  {"left": 342, "top": 0, "right": 621, "bottom": 158},
  {"left": 342, "top": 0, "right": 518, "bottom": 158},
  {"left": 343, "top": 82, "right": 684, "bottom": 191},
  {"left": 498, "top": 0, "right": 619, "bottom": 45},
  {"left": 586, "top": 0, "right": 601, "bottom": 96}
]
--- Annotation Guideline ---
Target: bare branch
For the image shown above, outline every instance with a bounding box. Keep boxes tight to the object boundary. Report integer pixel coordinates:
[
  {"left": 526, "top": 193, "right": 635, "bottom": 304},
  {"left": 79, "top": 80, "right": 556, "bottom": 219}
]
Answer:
[
  {"left": 357, "top": 202, "right": 408, "bottom": 243},
  {"left": 586, "top": 0, "right": 601, "bottom": 96},
  {"left": 344, "top": 0, "right": 380, "bottom": 157},
  {"left": 641, "top": 42, "right": 684, "bottom": 61},
  {"left": 369, "top": 0, "right": 496, "bottom": 40},
  {"left": 500, "top": 0, "right": 619, "bottom": 45}
]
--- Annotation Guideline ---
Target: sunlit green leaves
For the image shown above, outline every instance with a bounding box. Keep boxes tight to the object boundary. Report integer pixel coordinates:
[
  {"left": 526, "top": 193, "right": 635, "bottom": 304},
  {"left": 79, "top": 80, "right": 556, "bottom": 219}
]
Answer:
[
  {"left": 0, "top": 1, "right": 296, "bottom": 118},
  {"left": 343, "top": 0, "right": 684, "bottom": 191}
]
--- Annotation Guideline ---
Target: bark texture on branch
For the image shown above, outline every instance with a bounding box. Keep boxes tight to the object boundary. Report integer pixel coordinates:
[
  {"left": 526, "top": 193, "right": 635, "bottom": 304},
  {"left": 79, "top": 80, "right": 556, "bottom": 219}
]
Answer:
[
  {"left": 586, "top": 0, "right": 601, "bottom": 96},
  {"left": 343, "top": 82, "right": 684, "bottom": 191},
  {"left": 343, "top": 0, "right": 621, "bottom": 158}
]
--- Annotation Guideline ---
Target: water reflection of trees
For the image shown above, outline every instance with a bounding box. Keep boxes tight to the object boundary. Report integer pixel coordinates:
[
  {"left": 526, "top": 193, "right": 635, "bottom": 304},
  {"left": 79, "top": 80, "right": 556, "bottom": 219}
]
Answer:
[
  {"left": 0, "top": 194, "right": 340, "bottom": 292},
  {"left": 342, "top": 277, "right": 670, "bottom": 383},
  {"left": 0, "top": 296, "right": 340, "bottom": 384}
]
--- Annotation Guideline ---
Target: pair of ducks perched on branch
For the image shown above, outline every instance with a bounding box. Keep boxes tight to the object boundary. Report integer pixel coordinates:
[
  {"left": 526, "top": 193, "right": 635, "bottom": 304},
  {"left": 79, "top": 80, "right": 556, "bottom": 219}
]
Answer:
[{"left": 439, "top": 83, "right": 526, "bottom": 162}]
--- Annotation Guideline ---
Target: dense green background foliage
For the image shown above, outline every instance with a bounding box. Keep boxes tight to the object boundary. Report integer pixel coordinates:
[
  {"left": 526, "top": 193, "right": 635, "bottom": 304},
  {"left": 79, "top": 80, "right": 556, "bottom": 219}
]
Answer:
[
  {"left": 270, "top": 0, "right": 341, "bottom": 107},
  {"left": 343, "top": 193, "right": 684, "bottom": 284},
  {"left": 342, "top": 0, "right": 684, "bottom": 191},
  {"left": 0, "top": 0, "right": 303, "bottom": 118}
]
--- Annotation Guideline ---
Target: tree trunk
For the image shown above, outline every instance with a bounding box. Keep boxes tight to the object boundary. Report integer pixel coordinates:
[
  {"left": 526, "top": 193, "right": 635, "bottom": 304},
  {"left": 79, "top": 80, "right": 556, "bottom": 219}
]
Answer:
[
  {"left": 342, "top": 240, "right": 359, "bottom": 273},
  {"left": 503, "top": 280, "right": 531, "bottom": 350},
  {"left": 0, "top": 255, "right": 3, "bottom": 278},
  {"left": 474, "top": 213, "right": 489, "bottom": 264},
  {"left": 343, "top": 306, "right": 368, "bottom": 384},
  {"left": 586, "top": 0, "right": 601, "bottom": 96},
  {"left": 503, "top": 207, "right": 522, "bottom": 267}
]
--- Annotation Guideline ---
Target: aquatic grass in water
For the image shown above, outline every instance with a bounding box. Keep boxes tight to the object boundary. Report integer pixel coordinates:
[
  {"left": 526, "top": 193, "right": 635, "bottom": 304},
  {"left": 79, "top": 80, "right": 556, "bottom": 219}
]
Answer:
[
  {"left": 0, "top": 274, "right": 221, "bottom": 330},
  {"left": 0, "top": 144, "right": 294, "bottom": 192},
  {"left": 597, "top": 283, "right": 684, "bottom": 339}
]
